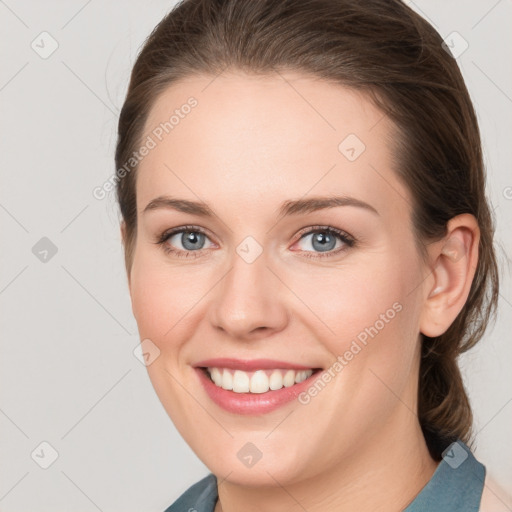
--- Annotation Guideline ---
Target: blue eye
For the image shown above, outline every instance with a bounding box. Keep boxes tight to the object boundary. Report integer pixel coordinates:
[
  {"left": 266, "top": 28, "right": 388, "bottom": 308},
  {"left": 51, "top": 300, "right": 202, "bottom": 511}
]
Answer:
[
  {"left": 156, "top": 226, "right": 214, "bottom": 258},
  {"left": 293, "top": 226, "right": 355, "bottom": 258},
  {"left": 155, "top": 225, "right": 356, "bottom": 259}
]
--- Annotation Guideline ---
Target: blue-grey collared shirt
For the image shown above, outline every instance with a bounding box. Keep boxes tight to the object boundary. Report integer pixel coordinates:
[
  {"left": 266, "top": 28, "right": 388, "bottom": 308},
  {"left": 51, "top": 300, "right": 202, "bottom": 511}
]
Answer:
[{"left": 164, "top": 440, "right": 485, "bottom": 511}]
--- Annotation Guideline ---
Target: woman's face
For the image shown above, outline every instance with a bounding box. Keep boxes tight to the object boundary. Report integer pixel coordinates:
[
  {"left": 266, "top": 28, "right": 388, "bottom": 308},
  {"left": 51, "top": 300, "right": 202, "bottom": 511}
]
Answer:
[{"left": 127, "top": 71, "right": 430, "bottom": 486}]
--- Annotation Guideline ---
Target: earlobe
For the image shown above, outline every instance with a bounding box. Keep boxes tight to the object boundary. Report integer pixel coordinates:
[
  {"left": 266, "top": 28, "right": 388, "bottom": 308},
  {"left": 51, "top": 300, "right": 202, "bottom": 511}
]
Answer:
[{"left": 419, "top": 214, "right": 480, "bottom": 337}]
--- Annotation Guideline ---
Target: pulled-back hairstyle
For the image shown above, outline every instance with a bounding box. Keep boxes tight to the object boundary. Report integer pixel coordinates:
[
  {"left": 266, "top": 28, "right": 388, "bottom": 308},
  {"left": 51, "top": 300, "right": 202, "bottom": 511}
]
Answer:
[{"left": 115, "top": 0, "right": 499, "bottom": 460}]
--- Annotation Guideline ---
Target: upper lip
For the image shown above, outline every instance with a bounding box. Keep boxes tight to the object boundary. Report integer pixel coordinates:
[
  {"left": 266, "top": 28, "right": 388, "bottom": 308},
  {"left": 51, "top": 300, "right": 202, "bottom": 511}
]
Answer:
[{"left": 193, "top": 358, "right": 322, "bottom": 371}]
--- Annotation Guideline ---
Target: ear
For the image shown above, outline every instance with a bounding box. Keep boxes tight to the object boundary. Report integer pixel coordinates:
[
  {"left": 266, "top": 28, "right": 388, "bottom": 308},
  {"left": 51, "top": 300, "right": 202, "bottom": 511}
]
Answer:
[
  {"left": 419, "top": 213, "right": 480, "bottom": 337},
  {"left": 120, "top": 220, "right": 131, "bottom": 291}
]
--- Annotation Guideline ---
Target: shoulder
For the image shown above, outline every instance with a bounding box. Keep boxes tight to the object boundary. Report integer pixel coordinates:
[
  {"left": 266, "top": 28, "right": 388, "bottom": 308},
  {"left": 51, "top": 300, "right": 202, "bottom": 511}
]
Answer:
[
  {"left": 163, "top": 473, "right": 218, "bottom": 512},
  {"left": 480, "top": 474, "right": 512, "bottom": 512}
]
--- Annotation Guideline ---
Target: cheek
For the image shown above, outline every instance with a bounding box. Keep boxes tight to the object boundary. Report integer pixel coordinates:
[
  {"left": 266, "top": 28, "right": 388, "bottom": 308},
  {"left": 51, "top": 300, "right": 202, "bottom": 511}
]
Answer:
[
  {"left": 288, "top": 251, "right": 422, "bottom": 389},
  {"left": 290, "top": 254, "right": 414, "bottom": 341},
  {"left": 129, "top": 253, "right": 187, "bottom": 344},
  {"left": 129, "top": 248, "right": 219, "bottom": 359},
  {"left": 284, "top": 257, "right": 422, "bottom": 449}
]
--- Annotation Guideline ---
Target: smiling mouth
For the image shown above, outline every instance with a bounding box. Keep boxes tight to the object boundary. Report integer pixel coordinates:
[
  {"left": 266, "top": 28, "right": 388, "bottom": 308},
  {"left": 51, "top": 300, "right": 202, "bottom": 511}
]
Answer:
[{"left": 199, "top": 367, "right": 323, "bottom": 394}]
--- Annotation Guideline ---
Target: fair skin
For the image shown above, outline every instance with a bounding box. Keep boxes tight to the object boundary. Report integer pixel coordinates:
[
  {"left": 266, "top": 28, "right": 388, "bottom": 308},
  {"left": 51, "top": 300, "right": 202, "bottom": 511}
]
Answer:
[{"left": 121, "top": 71, "right": 482, "bottom": 511}]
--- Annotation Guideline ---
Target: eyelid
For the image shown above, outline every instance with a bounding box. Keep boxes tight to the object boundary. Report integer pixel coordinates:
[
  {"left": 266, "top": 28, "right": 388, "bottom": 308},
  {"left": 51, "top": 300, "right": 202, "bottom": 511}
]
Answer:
[
  {"left": 155, "top": 224, "right": 356, "bottom": 259},
  {"left": 290, "top": 225, "right": 355, "bottom": 258},
  {"left": 154, "top": 225, "right": 217, "bottom": 259},
  {"left": 294, "top": 224, "right": 355, "bottom": 243},
  {"left": 156, "top": 224, "right": 214, "bottom": 245}
]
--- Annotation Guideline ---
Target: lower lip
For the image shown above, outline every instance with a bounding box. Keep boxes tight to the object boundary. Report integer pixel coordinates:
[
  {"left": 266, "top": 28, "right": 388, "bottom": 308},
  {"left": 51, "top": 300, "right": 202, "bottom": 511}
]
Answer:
[{"left": 194, "top": 367, "right": 323, "bottom": 415}]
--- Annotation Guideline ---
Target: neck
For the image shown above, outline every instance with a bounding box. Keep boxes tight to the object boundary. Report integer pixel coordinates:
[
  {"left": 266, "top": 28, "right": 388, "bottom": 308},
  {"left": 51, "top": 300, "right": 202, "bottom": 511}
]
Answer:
[{"left": 215, "top": 413, "right": 439, "bottom": 512}]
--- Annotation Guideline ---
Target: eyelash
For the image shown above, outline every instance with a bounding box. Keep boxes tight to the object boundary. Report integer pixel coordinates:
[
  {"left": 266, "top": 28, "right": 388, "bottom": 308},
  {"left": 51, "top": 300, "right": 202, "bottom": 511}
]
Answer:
[{"left": 154, "top": 224, "right": 356, "bottom": 260}]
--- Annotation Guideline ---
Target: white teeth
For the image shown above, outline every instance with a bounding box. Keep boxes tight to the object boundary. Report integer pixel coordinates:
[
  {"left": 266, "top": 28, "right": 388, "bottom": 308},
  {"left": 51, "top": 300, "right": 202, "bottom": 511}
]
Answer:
[
  {"left": 295, "top": 370, "right": 308, "bottom": 383},
  {"left": 211, "top": 368, "right": 223, "bottom": 387},
  {"left": 249, "top": 370, "right": 269, "bottom": 393},
  {"left": 269, "top": 370, "right": 283, "bottom": 390},
  {"left": 283, "top": 369, "right": 296, "bottom": 387},
  {"left": 206, "top": 367, "right": 314, "bottom": 393},
  {"left": 232, "top": 370, "right": 250, "bottom": 393},
  {"left": 221, "top": 369, "right": 233, "bottom": 390}
]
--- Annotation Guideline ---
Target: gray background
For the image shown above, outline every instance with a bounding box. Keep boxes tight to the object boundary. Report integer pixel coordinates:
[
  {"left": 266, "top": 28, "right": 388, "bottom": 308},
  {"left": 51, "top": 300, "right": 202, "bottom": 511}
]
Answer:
[{"left": 0, "top": 1, "right": 511, "bottom": 510}]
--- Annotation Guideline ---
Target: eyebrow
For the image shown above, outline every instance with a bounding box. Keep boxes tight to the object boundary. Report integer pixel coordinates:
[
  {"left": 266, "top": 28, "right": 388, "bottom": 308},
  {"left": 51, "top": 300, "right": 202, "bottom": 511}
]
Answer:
[{"left": 142, "top": 195, "right": 379, "bottom": 218}]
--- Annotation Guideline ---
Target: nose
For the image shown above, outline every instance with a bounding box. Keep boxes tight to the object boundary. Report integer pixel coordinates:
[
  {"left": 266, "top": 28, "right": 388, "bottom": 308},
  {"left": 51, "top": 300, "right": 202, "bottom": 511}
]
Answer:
[{"left": 208, "top": 247, "right": 289, "bottom": 340}]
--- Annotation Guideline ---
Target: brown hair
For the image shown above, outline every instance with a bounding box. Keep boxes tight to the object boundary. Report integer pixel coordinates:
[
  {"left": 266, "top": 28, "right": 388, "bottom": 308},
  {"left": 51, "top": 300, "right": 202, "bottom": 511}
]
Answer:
[{"left": 115, "top": 0, "right": 499, "bottom": 460}]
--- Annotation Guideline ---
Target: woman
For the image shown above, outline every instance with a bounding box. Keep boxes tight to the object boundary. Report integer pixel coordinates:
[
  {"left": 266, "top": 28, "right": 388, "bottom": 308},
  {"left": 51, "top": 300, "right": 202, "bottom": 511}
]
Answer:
[{"left": 115, "top": 0, "right": 506, "bottom": 510}]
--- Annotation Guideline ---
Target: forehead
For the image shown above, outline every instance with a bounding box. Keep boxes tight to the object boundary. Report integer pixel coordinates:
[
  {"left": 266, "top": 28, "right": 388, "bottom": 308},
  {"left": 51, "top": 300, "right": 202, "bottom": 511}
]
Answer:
[{"left": 136, "top": 71, "right": 410, "bottom": 221}]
